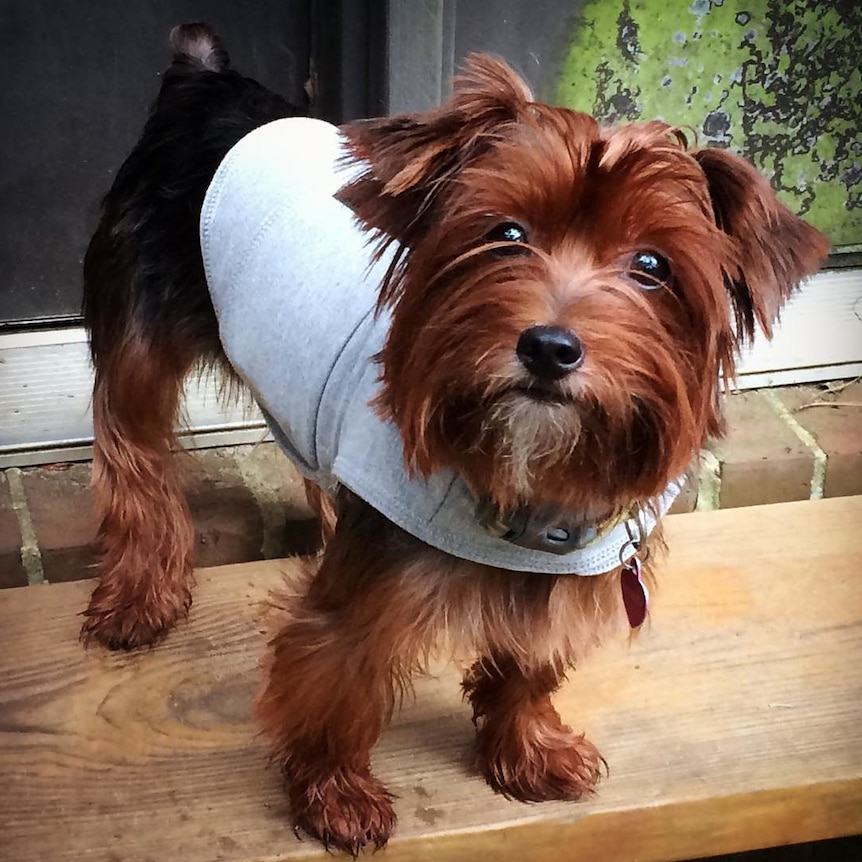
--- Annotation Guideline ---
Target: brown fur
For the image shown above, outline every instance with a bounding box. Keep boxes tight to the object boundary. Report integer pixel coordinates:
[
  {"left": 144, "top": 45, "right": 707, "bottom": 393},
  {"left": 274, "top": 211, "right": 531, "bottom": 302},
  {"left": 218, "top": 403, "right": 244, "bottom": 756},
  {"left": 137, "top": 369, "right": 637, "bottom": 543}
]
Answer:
[{"left": 81, "top": 28, "right": 828, "bottom": 856}]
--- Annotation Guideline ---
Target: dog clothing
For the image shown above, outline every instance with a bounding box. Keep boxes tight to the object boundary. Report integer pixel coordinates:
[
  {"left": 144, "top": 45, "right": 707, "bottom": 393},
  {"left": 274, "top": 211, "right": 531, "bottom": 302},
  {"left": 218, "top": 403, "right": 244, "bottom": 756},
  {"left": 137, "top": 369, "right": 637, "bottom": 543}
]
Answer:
[{"left": 200, "top": 117, "right": 681, "bottom": 576}]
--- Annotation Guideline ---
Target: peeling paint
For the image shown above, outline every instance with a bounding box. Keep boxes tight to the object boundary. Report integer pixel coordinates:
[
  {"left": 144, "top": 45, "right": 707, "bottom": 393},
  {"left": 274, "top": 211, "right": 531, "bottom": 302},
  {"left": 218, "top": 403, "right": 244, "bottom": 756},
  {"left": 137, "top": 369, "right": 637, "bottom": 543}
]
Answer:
[{"left": 556, "top": 0, "right": 862, "bottom": 247}]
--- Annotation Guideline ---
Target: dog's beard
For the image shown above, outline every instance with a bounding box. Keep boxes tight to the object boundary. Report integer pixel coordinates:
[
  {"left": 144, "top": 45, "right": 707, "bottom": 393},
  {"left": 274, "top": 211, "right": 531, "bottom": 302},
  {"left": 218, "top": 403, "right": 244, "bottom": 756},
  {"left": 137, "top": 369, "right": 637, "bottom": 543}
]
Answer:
[{"left": 480, "top": 393, "right": 583, "bottom": 502}]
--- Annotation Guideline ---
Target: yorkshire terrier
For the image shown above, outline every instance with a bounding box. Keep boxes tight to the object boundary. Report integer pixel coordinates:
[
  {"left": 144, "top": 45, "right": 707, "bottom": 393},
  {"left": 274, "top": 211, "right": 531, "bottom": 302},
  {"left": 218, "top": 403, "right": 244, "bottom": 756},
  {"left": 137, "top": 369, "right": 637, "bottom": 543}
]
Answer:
[{"left": 81, "top": 23, "right": 828, "bottom": 854}]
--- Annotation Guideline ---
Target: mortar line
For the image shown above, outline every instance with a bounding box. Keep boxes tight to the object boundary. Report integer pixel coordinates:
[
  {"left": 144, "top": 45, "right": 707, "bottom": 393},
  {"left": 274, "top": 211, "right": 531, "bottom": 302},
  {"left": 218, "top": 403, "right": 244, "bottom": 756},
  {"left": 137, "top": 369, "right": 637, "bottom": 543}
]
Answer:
[
  {"left": 762, "top": 389, "right": 827, "bottom": 500},
  {"left": 5, "top": 468, "right": 46, "bottom": 585}
]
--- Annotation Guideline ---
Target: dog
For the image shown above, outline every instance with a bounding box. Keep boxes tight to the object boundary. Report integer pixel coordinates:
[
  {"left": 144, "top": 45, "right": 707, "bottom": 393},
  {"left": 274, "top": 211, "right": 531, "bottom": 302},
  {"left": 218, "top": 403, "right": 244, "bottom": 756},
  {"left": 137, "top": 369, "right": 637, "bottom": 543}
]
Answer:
[{"left": 80, "top": 22, "right": 828, "bottom": 855}]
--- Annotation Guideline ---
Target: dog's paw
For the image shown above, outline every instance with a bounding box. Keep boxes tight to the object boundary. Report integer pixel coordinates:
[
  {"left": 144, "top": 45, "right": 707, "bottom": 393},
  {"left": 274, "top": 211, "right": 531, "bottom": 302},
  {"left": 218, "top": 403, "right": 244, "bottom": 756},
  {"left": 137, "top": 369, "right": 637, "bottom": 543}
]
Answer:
[
  {"left": 80, "top": 585, "right": 191, "bottom": 650},
  {"left": 289, "top": 767, "right": 396, "bottom": 856},
  {"left": 476, "top": 720, "right": 604, "bottom": 803}
]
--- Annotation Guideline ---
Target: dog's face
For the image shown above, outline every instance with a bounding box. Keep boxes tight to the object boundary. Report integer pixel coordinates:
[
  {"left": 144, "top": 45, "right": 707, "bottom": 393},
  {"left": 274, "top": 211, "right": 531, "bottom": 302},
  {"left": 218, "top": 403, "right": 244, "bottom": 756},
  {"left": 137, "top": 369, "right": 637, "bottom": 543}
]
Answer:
[{"left": 340, "top": 55, "right": 828, "bottom": 515}]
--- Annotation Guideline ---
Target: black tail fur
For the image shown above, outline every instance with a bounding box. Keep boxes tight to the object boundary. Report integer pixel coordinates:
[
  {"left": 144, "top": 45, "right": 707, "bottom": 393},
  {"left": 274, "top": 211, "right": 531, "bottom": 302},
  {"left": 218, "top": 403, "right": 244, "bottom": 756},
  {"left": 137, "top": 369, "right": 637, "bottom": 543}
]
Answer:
[
  {"left": 168, "top": 23, "right": 231, "bottom": 72},
  {"left": 83, "top": 24, "right": 301, "bottom": 371}
]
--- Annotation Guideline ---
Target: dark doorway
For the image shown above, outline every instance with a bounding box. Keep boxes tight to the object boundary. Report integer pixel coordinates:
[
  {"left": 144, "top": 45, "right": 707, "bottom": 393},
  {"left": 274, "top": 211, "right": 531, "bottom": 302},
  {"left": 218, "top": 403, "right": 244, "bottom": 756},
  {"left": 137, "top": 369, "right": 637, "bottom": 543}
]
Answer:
[{"left": 0, "top": 0, "right": 311, "bottom": 329}]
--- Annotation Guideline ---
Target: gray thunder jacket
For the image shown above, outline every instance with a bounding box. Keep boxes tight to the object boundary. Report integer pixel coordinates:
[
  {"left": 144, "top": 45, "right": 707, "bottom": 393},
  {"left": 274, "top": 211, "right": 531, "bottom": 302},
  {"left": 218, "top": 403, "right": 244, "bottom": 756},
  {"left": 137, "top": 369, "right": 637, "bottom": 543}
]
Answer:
[{"left": 200, "top": 117, "right": 681, "bottom": 576}]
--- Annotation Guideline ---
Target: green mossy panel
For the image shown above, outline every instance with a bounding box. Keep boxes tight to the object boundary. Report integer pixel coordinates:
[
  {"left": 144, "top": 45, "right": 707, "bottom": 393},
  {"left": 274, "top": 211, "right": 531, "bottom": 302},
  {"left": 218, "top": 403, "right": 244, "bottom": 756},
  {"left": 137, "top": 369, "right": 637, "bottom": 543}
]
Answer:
[{"left": 554, "top": 0, "right": 862, "bottom": 248}]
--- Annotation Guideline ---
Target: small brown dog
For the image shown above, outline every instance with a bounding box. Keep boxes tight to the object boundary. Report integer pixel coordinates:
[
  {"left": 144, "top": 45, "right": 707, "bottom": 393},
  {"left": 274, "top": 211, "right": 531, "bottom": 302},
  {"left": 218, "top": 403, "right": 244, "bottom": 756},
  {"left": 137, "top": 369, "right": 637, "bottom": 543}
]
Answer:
[{"left": 81, "top": 23, "right": 828, "bottom": 854}]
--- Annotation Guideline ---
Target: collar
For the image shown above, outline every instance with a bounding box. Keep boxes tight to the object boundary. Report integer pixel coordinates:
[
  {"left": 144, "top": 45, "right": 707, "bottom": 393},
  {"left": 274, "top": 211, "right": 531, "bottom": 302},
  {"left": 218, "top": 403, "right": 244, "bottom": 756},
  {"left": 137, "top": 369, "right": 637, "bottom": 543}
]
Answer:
[
  {"left": 475, "top": 496, "right": 630, "bottom": 555},
  {"left": 476, "top": 496, "right": 656, "bottom": 629}
]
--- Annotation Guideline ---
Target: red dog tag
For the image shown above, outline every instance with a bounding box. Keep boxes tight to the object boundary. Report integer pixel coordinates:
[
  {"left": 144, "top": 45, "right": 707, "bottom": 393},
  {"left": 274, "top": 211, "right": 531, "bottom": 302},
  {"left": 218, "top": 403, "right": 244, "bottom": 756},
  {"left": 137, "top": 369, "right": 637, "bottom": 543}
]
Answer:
[{"left": 620, "top": 557, "right": 649, "bottom": 628}]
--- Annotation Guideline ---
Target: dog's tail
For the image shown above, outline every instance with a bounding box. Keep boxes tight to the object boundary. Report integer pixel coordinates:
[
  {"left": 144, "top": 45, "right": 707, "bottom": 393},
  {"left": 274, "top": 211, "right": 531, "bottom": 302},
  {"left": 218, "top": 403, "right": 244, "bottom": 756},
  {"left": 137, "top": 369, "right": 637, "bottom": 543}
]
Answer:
[{"left": 168, "top": 23, "right": 230, "bottom": 73}]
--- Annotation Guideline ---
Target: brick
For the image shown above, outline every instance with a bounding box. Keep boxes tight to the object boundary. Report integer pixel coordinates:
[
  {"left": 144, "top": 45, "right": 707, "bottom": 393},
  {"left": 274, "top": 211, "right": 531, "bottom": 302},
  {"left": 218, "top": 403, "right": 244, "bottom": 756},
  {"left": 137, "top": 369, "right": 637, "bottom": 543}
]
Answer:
[
  {"left": 707, "top": 391, "right": 814, "bottom": 508},
  {"left": 231, "top": 442, "right": 319, "bottom": 556},
  {"left": 776, "top": 382, "right": 862, "bottom": 499},
  {"left": 15, "top": 443, "right": 315, "bottom": 586},
  {"left": 0, "top": 472, "right": 25, "bottom": 588},
  {"left": 185, "top": 449, "right": 264, "bottom": 568},
  {"left": 234, "top": 441, "right": 312, "bottom": 519},
  {"left": 22, "top": 463, "right": 98, "bottom": 583}
]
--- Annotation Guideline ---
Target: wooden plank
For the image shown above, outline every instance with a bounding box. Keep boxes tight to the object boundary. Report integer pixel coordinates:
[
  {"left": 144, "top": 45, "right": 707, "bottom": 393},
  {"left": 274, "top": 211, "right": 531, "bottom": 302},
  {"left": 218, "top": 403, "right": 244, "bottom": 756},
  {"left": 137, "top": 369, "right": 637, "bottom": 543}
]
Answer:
[{"left": 0, "top": 497, "right": 860, "bottom": 862}]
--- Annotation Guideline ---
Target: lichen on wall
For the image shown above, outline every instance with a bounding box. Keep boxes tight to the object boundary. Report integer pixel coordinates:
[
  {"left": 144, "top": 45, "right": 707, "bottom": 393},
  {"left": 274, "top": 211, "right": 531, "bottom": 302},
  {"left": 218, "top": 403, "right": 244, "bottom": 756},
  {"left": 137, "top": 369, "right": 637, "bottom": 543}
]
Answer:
[{"left": 555, "top": 0, "right": 861, "bottom": 249}]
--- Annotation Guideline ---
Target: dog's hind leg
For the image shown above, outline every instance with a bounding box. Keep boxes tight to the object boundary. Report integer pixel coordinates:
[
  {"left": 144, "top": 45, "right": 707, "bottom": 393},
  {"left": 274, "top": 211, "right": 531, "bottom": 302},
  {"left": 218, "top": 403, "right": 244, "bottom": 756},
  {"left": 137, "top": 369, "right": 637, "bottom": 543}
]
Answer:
[
  {"left": 79, "top": 218, "right": 202, "bottom": 650},
  {"left": 80, "top": 328, "right": 197, "bottom": 650}
]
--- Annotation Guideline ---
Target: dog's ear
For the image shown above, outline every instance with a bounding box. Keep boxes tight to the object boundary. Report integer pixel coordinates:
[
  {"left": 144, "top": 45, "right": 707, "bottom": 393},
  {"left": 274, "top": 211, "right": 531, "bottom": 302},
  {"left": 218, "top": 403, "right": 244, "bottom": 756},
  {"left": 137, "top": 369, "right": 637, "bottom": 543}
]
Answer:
[
  {"left": 694, "top": 147, "right": 830, "bottom": 341},
  {"left": 338, "top": 54, "right": 532, "bottom": 246}
]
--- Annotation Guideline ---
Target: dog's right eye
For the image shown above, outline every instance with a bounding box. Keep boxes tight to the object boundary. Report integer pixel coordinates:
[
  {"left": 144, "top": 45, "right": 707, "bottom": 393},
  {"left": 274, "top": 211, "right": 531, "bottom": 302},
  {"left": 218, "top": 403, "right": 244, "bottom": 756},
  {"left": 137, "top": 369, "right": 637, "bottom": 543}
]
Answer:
[{"left": 485, "top": 222, "right": 530, "bottom": 256}]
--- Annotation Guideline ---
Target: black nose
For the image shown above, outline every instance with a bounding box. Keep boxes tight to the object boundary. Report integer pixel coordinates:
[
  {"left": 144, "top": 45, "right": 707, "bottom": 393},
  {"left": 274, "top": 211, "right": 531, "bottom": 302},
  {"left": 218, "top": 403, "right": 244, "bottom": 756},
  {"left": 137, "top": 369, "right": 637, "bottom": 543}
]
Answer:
[{"left": 516, "top": 325, "right": 584, "bottom": 380}]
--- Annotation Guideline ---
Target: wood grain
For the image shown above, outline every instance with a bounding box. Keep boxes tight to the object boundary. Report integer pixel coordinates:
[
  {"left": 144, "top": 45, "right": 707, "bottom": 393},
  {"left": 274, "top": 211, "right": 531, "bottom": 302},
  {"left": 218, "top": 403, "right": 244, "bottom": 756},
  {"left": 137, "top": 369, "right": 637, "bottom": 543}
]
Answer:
[{"left": 1, "top": 497, "right": 860, "bottom": 861}]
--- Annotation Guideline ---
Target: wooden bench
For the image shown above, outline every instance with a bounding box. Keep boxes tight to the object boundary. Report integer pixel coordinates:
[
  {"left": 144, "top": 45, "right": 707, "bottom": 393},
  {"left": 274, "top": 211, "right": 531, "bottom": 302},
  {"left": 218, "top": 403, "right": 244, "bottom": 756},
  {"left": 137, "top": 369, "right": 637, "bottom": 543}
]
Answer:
[{"left": 1, "top": 497, "right": 861, "bottom": 861}]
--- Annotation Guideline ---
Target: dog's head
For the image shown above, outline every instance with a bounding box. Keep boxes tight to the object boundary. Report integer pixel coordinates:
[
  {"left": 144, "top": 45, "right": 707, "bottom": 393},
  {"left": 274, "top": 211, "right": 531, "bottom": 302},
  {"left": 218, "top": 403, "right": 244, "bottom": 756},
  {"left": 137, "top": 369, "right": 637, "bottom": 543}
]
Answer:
[{"left": 339, "top": 55, "right": 828, "bottom": 515}]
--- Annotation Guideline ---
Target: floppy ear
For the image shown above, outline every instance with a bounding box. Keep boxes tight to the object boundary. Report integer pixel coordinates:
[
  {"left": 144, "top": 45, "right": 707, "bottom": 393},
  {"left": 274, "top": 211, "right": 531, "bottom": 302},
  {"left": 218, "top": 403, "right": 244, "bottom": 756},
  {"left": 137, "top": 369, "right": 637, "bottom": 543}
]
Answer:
[
  {"left": 337, "top": 54, "right": 532, "bottom": 249},
  {"left": 694, "top": 147, "right": 830, "bottom": 341}
]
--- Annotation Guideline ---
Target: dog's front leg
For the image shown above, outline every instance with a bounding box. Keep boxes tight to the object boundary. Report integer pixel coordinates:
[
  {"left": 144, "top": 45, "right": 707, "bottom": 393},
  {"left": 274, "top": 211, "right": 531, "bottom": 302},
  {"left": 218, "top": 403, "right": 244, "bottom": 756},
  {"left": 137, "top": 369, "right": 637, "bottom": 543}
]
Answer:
[
  {"left": 259, "top": 618, "right": 397, "bottom": 854},
  {"left": 463, "top": 653, "right": 604, "bottom": 802},
  {"left": 256, "top": 491, "right": 435, "bottom": 854}
]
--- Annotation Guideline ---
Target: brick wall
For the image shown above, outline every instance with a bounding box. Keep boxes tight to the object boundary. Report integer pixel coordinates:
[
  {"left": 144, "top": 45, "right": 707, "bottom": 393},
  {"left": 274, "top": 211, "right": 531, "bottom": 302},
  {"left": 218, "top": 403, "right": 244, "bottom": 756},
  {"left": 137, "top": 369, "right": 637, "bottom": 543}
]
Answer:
[
  {"left": 676, "top": 380, "right": 862, "bottom": 514},
  {"left": 1, "top": 381, "right": 860, "bottom": 588}
]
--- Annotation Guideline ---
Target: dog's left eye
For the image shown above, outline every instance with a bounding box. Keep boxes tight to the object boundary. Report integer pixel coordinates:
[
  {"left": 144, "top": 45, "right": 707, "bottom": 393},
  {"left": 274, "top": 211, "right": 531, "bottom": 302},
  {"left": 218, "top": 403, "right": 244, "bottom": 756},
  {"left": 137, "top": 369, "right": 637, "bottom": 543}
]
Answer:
[
  {"left": 485, "top": 222, "right": 530, "bottom": 256},
  {"left": 629, "top": 251, "right": 671, "bottom": 289}
]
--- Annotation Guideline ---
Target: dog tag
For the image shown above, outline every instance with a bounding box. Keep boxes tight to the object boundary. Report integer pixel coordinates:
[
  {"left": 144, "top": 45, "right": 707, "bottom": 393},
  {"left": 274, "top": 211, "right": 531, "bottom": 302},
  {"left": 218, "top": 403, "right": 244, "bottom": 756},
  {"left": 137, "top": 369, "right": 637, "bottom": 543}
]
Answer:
[{"left": 620, "top": 557, "right": 649, "bottom": 628}]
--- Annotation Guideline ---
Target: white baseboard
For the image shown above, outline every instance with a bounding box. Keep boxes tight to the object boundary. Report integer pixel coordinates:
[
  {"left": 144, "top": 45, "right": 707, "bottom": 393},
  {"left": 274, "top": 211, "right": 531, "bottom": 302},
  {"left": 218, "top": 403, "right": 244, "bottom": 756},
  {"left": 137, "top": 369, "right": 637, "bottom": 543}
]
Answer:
[{"left": 2, "top": 268, "right": 859, "bottom": 468}]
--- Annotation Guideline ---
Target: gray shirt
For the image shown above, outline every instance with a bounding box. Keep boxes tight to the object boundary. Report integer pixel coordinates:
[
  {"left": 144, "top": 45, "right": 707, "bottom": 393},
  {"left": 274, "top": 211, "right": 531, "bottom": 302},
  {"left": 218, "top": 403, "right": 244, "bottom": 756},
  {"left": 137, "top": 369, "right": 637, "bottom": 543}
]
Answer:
[{"left": 200, "top": 117, "right": 680, "bottom": 575}]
